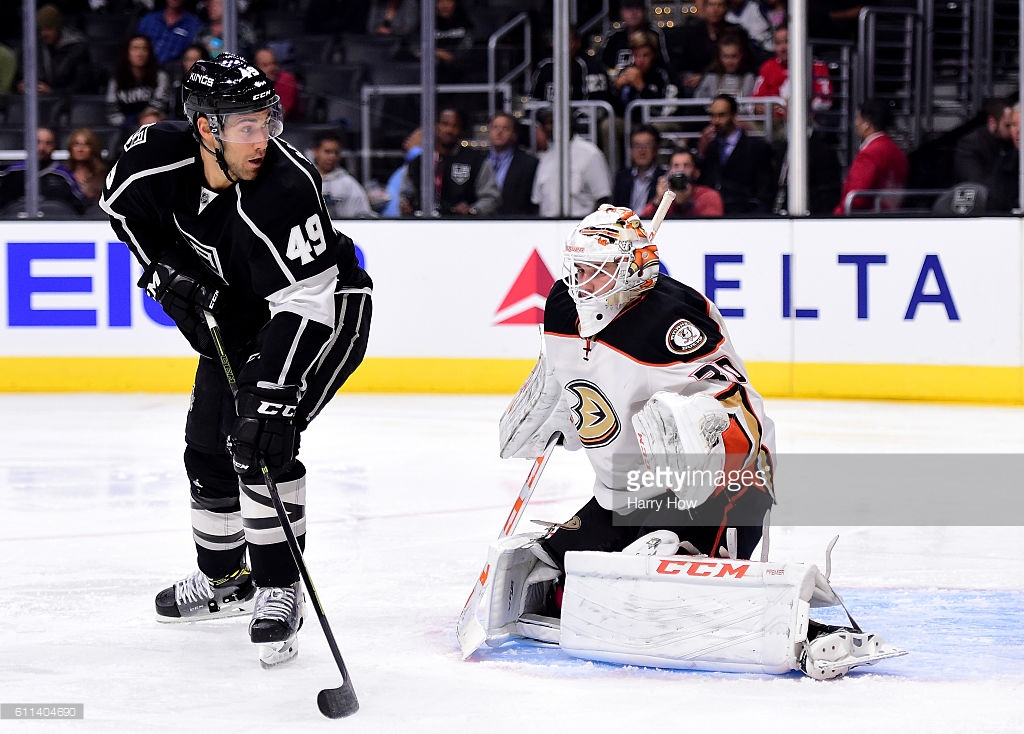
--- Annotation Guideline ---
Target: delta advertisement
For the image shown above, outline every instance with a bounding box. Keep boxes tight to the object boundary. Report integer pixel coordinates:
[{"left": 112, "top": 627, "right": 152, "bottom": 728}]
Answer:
[{"left": 0, "top": 217, "right": 1020, "bottom": 401}]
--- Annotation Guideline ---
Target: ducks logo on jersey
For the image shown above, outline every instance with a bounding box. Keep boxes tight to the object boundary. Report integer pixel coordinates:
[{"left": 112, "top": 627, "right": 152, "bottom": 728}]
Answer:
[{"left": 564, "top": 379, "right": 620, "bottom": 448}]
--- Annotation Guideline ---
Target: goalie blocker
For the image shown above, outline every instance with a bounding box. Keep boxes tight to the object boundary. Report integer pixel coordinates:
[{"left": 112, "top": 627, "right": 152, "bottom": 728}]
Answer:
[{"left": 473, "top": 533, "right": 906, "bottom": 679}]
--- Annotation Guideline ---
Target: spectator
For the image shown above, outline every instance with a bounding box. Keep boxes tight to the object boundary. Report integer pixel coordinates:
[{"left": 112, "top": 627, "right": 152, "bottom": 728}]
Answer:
[
  {"left": 311, "top": 131, "right": 375, "bottom": 219},
  {"left": 138, "top": 106, "right": 168, "bottom": 127},
  {"left": 401, "top": 107, "right": 501, "bottom": 217},
  {"left": 985, "top": 101, "right": 1019, "bottom": 213},
  {"left": 168, "top": 43, "right": 208, "bottom": 119},
  {"left": 612, "top": 29, "right": 679, "bottom": 119},
  {"left": 65, "top": 127, "right": 108, "bottom": 207},
  {"left": 381, "top": 127, "right": 421, "bottom": 217},
  {"left": 834, "top": 98, "right": 909, "bottom": 214},
  {"left": 0, "top": 42, "right": 15, "bottom": 95},
  {"left": 530, "top": 25, "right": 614, "bottom": 111},
  {"left": 693, "top": 32, "right": 757, "bottom": 100},
  {"left": 254, "top": 46, "right": 302, "bottom": 122},
  {"left": 953, "top": 98, "right": 1014, "bottom": 187},
  {"left": 105, "top": 34, "right": 172, "bottom": 145},
  {"left": 368, "top": 0, "right": 418, "bottom": 39},
  {"left": 641, "top": 146, "right": 724, "bottom": 218},
  {"left": 763, "top": 0, "right": 787, "bottom": 30},
  {"left": 668, "top": 0, "right": 755, "bottom": 97},
  {"left": 136, "top": 0, "right": 203, "bottom": 67},
  {"left": 751, "top": 25, "right": 833, "bottom": 138},
  {"left": 599, "top": 0, "right": 671, "bottom": 79},
  {"left": 697, "top": 94, "right": 777, "bottom": 214},
  {"left": 196, "top": 0, "right": 258, "bottom": 61},
  {"left": 613, "top": 124, "right": 666, "bottom": 215},
  {"left": 487, "top": 112, "right": 539, "bottom": 216},
  {"left": 0, "top": 127, "right": 87, "bottom": 216},
  {"left": 726, "top": 0, "right": 774, "bottom": 61},
  {"left": 414, "top": 0, "right": 475, "bottom": 86},
  {"left": 16, "top": 4, "right": 93, "bottom": 96},
  {"left": 531, "top": 110, "right": 613, "bottom": 217}
]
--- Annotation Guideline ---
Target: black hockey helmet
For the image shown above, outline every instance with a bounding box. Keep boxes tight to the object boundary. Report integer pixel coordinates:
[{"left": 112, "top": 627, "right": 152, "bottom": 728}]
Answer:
[{"left": 183, "top": 53, "right": 283, "bottom": 143}]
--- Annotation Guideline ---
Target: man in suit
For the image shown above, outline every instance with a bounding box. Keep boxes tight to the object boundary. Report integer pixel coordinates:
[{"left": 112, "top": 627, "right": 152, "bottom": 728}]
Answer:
[
  {"left": 488, "top": 112, "right": 539, "bottom": 216},
  {"left": 697, "top": 94, "right": 777, "bottom": 214},
  {"left": 613, "top": 124, "right": 665, "bottom": 215}
]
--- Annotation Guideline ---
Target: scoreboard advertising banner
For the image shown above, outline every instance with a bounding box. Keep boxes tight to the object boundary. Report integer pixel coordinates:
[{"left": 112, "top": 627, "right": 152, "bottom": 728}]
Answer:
[{"left": 1, "top": 218, "right": 1021, "bottom": 402}]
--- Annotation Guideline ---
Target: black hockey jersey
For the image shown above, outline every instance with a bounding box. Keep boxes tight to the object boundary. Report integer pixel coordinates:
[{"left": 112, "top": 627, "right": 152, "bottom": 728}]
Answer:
[{"left": 100, "top": 120, "right": 371, "bottom": 387}]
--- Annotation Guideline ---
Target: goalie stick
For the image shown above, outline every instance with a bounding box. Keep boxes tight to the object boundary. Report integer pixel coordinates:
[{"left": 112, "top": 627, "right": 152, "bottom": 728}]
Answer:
[
  {"left": 456, "top": 432, "right": 561, "bottom": 658},
  {"left": 648, "top": 189, "right": 676, "bottom": 242},
  {"left": 204, "top": 311, "right": 359, "bottom": 720}
]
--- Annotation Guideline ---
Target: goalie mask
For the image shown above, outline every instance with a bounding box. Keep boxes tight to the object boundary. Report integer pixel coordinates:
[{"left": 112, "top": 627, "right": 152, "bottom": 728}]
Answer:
[{"left": 563, "top": 205, "right": 659, "bottom": 337}]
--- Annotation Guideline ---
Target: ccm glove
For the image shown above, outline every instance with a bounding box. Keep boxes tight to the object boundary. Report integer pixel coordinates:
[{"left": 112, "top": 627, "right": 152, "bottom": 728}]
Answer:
[
  {"left": 228, "top": 383, "right": 300, "bottom": 475},
  {"left": 138, "top": 258, "right": 221, "bottom": 355}
]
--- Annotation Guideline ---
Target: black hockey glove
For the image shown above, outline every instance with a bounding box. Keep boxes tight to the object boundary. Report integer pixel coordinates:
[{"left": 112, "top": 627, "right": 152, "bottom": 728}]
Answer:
[
  {"left": 228, "top": 384, "right": 300, "bottom": 476},
  {"left": 138, "top": 258, "right": 221, "bottom": 356}
]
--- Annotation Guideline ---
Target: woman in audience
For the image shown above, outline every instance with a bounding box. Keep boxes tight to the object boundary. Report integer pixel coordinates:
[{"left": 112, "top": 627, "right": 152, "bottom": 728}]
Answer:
[
  {"left": 65, "top": 127, "right": 108, "bottom": 211},
  {"left": 105, "top": 34, "right": 171, "bottom": 146}
]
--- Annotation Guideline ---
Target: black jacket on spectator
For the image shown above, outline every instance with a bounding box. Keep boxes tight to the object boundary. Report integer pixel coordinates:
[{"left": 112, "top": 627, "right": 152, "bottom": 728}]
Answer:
[
  {"left": 406, "top": 147, "right": 489, "bottom": 215},
  {"left": 612, "top": 164, "right": 666, "bottom": 214},
  {"left": 497, "top": 148, "right": 540, "bottom": 216},
  {"left": 700, "top": 130, "right": 777, "bottom": 214},
  {"left": 20, "top": 25, "right": 94, "bottom": 94}
]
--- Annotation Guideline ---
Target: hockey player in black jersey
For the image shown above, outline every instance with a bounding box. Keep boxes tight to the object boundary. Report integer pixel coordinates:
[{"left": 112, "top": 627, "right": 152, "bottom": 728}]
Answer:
[{"left": 100, "top": 54, "right": 372, "bottom": 667}]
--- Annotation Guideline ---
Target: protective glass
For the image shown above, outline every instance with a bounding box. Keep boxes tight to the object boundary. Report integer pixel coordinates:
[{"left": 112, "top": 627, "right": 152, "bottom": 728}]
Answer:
[{"left": 213, "top": 101, "right": 284, "bottom": 143}]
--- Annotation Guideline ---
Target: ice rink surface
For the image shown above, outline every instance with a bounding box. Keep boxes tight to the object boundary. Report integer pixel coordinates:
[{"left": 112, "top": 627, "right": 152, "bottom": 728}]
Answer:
[{"left": 2, "top": 393, "right": 1023, "bottom": 733}]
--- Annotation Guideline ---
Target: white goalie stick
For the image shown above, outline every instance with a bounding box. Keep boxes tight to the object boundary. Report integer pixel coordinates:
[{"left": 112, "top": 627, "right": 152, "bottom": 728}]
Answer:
[
  {"left": 648, "top": 189, "right": 676, "bottom": 242},
  {"left": 204, "top": 311, "right": 358, "bottom": 720},
  {"left": 456, "top": 432, "right": 561, "bottom": 658}
]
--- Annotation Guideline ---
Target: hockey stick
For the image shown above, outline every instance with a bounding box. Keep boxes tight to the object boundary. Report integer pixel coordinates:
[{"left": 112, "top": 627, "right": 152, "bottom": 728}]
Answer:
[
  {"left": 456, "top": 432, "right": 561, "bottom": 658},
  {"left": 648, "top": 189, "right": 676, "bottom": 242},
  {"left": 203, "top": 311, "right": 358, "bottom": 720}
]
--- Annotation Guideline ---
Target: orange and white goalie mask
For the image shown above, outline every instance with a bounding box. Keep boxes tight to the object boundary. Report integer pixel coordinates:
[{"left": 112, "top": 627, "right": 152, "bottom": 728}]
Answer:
[{"left": 563, "top": 205, "right": 660, "bottom": 337}]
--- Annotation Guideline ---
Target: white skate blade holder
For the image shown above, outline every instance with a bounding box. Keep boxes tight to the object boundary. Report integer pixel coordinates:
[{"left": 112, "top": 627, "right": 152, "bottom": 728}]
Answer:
[{"left": 258, "top": 635, "right": 300, "bottom": 669}]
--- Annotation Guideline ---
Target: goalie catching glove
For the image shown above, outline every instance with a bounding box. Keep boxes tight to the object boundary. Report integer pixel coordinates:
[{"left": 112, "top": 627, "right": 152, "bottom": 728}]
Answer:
[
  {"left": 139, "top": 255, "right": 222, "bottom": 357},
  {"left": 228, "top": 383, "right": 300, "bottom": 476},
  {"left": 631, "top": 391, "right": 730, "bottom": 507}
]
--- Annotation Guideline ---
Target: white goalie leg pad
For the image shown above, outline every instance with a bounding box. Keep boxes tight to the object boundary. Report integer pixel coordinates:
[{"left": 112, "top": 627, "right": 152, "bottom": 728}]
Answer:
[
  {"left": 559, "top": 552, "right": 907, "bottom": 676},
  {"left": 477, "top": 533, "right": 562, "bottom": 647},
  {"left": 631, "top": 391, "right": 729, "bottom": 506},
  {"left": 499, "top": 350, "right": 581, "bottom": 459}
]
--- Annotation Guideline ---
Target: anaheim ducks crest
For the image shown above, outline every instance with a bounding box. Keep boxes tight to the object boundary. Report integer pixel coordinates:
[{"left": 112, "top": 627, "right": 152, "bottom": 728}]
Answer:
[
  {"left": 564, "top": 379, "right": 620, "bottom": 448},
  {"left": 666, "top": 318, "right": 706, "bottom": 355}
]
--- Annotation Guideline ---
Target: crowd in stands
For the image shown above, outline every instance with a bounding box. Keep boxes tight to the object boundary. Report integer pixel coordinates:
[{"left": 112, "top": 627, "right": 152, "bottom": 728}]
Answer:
[{"left": 0, "top": 0, "right": 1019, "bottom": 218}]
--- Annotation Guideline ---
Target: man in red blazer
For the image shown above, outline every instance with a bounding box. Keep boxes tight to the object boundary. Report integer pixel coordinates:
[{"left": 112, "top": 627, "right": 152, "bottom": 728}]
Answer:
[{"left": 834, "top": 98, "right": 909, "bottom": 214}]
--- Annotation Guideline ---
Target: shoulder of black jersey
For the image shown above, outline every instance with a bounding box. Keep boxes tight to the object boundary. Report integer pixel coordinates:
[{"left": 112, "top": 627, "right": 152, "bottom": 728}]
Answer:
[
  {"left": 241, "top": 139, "right": 327, "bottom": 222},
  {"left": 543, "top": 280, "right": 579, "bottom": 337},
  {"left": 107, "top": 122, "right": 195, "bottom": 184},
  {"left": 597, "top": 276, "right": 726, "bottom": 365}
]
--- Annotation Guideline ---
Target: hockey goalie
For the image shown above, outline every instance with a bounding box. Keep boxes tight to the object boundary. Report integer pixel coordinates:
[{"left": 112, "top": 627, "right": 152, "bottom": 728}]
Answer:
[{"left": 458, "top": 204, "right": 905, "bottom": 679}]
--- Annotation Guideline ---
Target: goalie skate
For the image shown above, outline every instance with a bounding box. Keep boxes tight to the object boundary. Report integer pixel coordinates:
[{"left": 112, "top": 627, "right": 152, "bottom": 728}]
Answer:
[
  {"left": 799, "top": 623, "right": 908, "bottom": 680},
  {"left": 250, "top": 582, "right": 304, "bottom": 668},
  {"left": 155, "top": 566, "right": 255, "bottom": 622}
]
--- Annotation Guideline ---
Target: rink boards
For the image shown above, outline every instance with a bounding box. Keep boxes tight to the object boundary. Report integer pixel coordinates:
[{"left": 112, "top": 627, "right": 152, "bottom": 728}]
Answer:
[{"left": 0, "top": 217, "right": 1020, "bottom": 402}]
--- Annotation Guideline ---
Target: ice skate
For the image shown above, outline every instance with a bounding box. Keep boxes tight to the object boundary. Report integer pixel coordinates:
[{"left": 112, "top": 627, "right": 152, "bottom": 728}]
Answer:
[
  {"left": 155, "top": 566, "right": 255, "bottom": 622},
  {"left": 249, "top": 582, "right": 304, "bottom": 668}
]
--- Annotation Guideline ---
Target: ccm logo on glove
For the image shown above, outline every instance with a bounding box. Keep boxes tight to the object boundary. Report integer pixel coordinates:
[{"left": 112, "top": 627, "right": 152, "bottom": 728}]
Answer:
[{"left": 256, "top": 401, "right": 297, "bottom": 417}]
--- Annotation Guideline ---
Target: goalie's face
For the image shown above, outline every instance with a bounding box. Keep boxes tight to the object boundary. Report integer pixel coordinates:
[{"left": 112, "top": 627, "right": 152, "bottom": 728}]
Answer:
[{"left": 570, "top": 259, "right": 622, "bottom": 301}]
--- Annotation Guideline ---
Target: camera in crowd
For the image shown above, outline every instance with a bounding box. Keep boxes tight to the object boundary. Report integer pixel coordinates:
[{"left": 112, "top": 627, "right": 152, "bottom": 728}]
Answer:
[{"left": 668, "top": 172, "right": 691, "bottom": 191}]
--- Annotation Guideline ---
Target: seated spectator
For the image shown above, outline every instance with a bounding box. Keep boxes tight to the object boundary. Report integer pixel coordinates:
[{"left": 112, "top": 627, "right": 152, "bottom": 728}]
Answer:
[
  {"left": 612, "top": 29, "right": 678, "bottom": 119},
  {"left": 530, "top": 25, "right": 614, "bottom": 111},
  {"left": 414, "top": 0, "right": 475, "bottom": 86},
  {"left": 598, "top": 0, "right": 671, "bottom": 80},
  {"left": 763, "top": 0, "right": 787, "bottom": 30},
  {"left": 693, "top": 33, "right": 757, "bottom": 100},
  {"left": 752, "top": 25, "right": 833, "bottom": 139},
  {"left": 0, "top": 127, "right": 87, "bottom": 216},
  {"left": 987, "top": 101, "right": 1020, "bottom": 213},
  {"left": 697, "top": 93, "right": 777, "bottom": 214},
  {"left": 196, "top": 0, "right": 259, "bottom": 60},
  {"left": 254, "top": 46, "right": 302, "bottom": 122},
  {"left": 531, "top": 110, "right": 612, "bottom": 217},
  {"left": 167, "top": 43, "right": 208, "bottom": 119},
  {"left": 65, "top": 127, "right": 108, "bottom": 207},
  {"left": 488, "top": 112, "right": 539, "bottom": 216},
  {"left": 311, "top": 131, "right": 375, "bottom": 219},
  {"left": 613, "top": 124, "right": 666, "bottom": 215},
  {"left": 953, "top": 97, "right": 1014, "bottom": 191},
  {"left": 139, "top": 106, "right": 168, "bottom": 127},
  {"left": 834, "top": 98, "right": 909, "bottom": 214},
  {"left": 641, "top": 147, "right": 724, "bottom": 218},
  {"left": 105, "top": 34, "right": 172, "bottom": 145},
  {"left": 401, "top": 107, "right": 501, "bottom": 217},
  {"left": 668, "top": 0, "right": 755, "bottom": 97},
  {"left": 136, "top": 0, "right": 203, "bottom": 67},
  {"left": 17, "top": 4, "right": 93, "bottom": 96}
]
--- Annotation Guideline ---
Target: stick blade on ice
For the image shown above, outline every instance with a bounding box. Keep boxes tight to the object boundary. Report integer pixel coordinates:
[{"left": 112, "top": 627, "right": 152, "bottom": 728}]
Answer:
[{"left": 317, "top": 683, "right": 359, "bottom": 719}]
